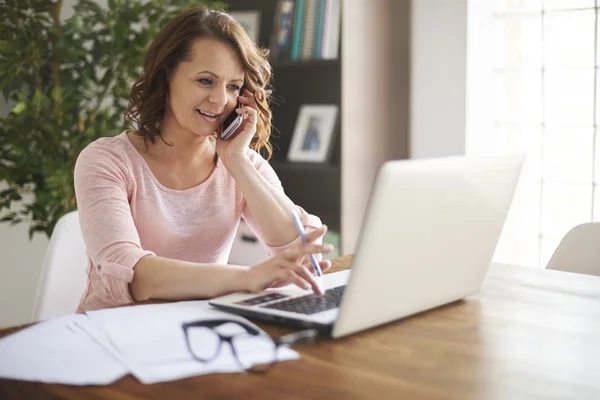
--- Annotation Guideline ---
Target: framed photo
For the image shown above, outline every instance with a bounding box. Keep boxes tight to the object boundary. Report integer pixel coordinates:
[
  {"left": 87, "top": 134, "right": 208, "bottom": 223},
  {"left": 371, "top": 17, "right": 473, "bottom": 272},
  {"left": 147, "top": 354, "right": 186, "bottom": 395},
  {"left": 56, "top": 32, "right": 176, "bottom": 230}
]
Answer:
[
  {"left": 287, "top": 105, "right": 339, "bottom": 163},
  {"left": 229, "top": 11, "right": 261, "bottom": 43}
]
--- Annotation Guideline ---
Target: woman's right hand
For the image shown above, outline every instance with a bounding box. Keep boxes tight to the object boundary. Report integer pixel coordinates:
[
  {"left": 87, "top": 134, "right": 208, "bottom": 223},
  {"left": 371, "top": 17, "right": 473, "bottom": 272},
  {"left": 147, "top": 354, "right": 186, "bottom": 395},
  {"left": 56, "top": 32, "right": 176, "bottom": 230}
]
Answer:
[{"left": 245, "top": 229, "right": 333, "bottom": 295}]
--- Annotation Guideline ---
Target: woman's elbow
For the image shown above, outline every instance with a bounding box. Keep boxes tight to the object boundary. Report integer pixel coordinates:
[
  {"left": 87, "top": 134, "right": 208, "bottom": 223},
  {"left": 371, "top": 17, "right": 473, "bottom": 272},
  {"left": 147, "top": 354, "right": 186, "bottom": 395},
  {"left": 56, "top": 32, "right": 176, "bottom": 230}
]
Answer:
[
  {"left": 129, "top": 257, "right": 154, "bottom": 301},
  {"left": 129, "top": 277, "right": 150, "bottom": 302}
]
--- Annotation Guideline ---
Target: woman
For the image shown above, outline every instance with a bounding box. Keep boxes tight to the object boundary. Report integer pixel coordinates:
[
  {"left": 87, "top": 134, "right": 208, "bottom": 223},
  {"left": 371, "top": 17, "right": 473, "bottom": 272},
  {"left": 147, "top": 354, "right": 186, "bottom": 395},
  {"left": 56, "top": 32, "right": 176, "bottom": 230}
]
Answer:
[{"left": 74, "top": 7, "right": 332, "bottom": 312}]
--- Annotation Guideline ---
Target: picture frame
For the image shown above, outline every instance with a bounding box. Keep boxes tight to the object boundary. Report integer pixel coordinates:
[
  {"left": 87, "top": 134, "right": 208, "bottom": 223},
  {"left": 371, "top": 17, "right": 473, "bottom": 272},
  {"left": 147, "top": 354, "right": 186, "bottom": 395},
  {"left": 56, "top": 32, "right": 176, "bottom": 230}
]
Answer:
[
  {"left": 229, "top": 11, "right": 261, "bottom": 43},
  {"left": 287, "top": 104, "right": 339, "bottom": 163}
]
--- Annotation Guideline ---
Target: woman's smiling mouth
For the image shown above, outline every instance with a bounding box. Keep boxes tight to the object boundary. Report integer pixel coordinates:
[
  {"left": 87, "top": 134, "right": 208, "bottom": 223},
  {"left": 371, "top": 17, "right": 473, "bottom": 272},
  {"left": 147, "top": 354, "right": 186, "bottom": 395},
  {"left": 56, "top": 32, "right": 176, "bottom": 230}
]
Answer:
[{"left": 197, "top": 109, "right": 220, "bottom": 122}]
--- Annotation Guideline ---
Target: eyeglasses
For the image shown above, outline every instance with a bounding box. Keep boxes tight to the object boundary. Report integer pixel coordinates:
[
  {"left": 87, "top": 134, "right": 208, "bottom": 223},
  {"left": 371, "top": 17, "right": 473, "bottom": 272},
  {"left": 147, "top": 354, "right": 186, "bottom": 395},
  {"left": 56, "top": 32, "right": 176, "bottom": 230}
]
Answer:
[{"left": 182, "top": 318, "right": 318, "bottom": 373}]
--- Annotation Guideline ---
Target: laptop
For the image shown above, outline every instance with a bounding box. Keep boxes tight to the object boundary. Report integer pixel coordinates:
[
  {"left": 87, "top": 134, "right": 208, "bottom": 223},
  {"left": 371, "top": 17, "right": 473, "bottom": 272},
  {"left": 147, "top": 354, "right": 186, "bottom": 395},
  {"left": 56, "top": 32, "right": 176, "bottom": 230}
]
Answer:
[{"left": 210, "top": 154, "right": 524, "bottom": 338}]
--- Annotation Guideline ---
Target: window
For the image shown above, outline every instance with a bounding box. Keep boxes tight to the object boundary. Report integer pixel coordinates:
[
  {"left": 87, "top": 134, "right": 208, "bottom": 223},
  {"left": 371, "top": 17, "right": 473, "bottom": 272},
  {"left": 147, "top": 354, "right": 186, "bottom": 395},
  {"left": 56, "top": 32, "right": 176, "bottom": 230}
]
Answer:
[{"left": 468, "top": 0, "right": 600, "bottom": 267}]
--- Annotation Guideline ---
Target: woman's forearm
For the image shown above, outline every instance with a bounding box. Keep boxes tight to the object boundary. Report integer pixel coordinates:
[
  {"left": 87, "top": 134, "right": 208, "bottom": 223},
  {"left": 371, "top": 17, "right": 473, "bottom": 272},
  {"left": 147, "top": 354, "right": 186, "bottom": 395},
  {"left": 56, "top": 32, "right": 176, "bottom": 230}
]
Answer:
[
  {"left": 223, "top": 155, "right": 299, "bottom": 246},
  {"left": 130, "top": 255, "right": 249, "bottom": 302}
]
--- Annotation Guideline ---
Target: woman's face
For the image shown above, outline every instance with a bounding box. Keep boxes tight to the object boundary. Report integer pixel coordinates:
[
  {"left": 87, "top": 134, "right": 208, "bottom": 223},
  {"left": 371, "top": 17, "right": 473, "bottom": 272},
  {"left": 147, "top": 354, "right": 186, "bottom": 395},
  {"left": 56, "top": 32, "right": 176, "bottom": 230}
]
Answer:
[{"left": 165, "top": 37, "right": 245, "bottom": 138}]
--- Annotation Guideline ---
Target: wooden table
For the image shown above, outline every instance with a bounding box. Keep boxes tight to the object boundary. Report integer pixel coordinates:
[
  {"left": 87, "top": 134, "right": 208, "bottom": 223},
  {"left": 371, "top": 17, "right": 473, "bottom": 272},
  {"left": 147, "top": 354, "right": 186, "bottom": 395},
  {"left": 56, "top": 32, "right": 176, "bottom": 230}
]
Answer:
[{"left": 2, "top": 255, "right": 600, "bottom": 399}]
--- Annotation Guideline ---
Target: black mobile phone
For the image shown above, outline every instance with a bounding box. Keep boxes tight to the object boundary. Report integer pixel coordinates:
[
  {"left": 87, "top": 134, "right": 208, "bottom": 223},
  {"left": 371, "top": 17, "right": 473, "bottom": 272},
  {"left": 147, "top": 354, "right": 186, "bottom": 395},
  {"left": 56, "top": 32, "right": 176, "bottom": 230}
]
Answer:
[{"left": 220, "top": 94, "right": 244, "bottom": 140}]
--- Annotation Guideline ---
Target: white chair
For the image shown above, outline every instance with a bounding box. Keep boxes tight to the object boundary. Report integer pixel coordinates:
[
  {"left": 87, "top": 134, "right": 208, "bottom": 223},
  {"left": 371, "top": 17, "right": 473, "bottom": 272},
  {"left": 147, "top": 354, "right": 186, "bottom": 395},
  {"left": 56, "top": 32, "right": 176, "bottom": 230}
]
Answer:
[
  {"left": 32, "top": 210, "right": 89, "bottom": 322},
  {"left": 546, "top": 222, "right": 600, "bottom": 277}
]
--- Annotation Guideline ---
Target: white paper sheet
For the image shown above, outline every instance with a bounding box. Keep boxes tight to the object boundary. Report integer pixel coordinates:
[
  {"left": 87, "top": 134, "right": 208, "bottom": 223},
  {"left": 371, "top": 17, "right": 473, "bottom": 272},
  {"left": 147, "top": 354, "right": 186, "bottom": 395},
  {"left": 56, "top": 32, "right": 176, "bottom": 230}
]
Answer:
[
  {"left": 0, "top": 301, "right": 299, "bottom": 386},
  {"left": 0, "top": 314, "right": 128, "bottom": 385},
  {"left": 84, "top": 301, "right": 299, "bottom": 384}
]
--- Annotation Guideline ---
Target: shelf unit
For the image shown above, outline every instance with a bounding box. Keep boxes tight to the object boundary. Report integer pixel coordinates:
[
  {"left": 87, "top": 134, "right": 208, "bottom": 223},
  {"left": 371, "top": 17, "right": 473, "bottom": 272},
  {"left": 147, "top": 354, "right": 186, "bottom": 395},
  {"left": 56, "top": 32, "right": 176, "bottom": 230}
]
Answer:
[{"left": 224, "top": 0, "right": 342, "bottom": 233}]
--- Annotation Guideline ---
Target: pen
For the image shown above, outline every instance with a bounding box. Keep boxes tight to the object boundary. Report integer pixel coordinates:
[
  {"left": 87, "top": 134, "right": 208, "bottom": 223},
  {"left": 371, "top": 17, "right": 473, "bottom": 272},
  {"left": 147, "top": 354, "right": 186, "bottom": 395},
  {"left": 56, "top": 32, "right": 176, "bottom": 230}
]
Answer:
[{"left": 291, "top": 209, "right": 323, "bottom": 277}]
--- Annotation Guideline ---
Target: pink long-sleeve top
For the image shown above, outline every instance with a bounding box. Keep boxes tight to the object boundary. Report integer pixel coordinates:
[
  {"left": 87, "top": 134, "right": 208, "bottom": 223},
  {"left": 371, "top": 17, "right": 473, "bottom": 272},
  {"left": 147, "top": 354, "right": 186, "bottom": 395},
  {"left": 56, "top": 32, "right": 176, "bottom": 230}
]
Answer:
[{"left": 74, "top": 131, "right": 323, "bottom": 312}]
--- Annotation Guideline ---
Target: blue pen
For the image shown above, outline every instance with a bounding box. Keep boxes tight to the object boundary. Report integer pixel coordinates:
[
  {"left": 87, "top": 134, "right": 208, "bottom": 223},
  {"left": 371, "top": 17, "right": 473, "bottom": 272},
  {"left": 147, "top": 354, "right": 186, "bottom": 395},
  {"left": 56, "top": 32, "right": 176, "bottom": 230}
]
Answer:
[{"left": 291, "top": 209, "right": 323, "bottom": 277}]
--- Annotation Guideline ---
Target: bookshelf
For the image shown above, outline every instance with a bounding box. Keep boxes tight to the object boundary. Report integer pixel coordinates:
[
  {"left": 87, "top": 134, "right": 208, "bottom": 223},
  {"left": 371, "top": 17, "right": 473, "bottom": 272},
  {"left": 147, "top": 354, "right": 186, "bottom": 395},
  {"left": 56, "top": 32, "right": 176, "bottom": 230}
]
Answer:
[{"left": 224, "top": 0, "right": 342, "bottom": 234}]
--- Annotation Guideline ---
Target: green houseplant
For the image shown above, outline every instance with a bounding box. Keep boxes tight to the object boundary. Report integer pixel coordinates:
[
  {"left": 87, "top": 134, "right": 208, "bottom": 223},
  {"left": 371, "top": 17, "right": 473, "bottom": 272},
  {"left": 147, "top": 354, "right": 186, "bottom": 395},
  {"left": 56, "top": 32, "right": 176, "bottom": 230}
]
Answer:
[{"left": 0, "top": 0, "right": 223, "bottom": 238}]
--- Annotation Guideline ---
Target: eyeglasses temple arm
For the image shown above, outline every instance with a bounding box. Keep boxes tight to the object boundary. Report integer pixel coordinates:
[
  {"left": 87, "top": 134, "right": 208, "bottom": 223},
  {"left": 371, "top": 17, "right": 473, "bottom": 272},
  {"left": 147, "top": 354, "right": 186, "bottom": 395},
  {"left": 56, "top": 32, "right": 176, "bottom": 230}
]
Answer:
[{"left": 276, "top": 329, "right": 320, "bottom": 346}]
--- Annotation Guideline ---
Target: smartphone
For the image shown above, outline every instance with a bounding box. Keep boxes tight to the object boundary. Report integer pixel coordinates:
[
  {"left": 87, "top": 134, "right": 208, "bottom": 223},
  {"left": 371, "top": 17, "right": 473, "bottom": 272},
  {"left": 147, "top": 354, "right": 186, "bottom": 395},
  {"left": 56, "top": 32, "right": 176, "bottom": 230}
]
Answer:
[{"left": 221, "top": 97, "right": 244, "bottom": 140}]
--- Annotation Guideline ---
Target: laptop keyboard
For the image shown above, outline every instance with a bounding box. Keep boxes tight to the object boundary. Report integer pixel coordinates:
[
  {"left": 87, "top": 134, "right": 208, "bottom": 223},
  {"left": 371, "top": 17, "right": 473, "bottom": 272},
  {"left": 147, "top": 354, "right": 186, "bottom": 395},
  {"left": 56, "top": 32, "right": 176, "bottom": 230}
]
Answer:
[{"left": 260, "top": 285, "right": 347, "bottom": 315}]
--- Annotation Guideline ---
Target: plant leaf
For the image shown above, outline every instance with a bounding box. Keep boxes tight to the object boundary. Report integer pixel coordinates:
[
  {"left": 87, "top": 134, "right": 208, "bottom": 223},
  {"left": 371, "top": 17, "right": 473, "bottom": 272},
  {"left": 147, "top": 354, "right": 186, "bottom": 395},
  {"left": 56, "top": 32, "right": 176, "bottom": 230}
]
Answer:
[{"left": 11, "top": 102, "right": 26, "bottom": 114}]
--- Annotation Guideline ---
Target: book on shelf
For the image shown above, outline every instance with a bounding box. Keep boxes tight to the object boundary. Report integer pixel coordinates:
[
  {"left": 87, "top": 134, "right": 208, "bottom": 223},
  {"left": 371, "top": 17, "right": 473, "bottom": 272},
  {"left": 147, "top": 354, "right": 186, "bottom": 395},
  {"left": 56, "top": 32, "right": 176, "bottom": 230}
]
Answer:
[
  {"left": 268, "top": 0, "right": 295, "bottom": 61},
  {"left": 322, "top": 0, "right": 340, "bottom": 60},
  {"left": 314, "top": 0, "right": 326, "bottom": 58},
  {"left": 290, "top": 0, "right": 305, "bottom": 60},
  {"left": 269, "top": 0, "right": 340, "bottom": 63},
  {"left": 300, "top": 0, "right": 317, "bottom": 60}
]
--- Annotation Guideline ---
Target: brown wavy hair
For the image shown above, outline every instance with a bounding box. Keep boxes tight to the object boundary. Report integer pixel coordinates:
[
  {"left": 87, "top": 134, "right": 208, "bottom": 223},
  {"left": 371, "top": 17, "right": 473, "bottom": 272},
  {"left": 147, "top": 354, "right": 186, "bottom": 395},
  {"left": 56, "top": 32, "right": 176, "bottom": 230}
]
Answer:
[{"left": 124, "top": 7, "right": 274, "bottom": 159}]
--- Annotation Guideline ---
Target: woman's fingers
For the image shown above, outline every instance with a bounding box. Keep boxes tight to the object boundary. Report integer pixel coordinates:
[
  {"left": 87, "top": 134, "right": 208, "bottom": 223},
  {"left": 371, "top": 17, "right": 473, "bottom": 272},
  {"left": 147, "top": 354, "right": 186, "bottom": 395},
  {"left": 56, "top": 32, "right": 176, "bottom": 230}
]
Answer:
[
  {"left": 235, "top": 106, "right": 257, "bottom": 125},
  {"left": 237, "top": 93, "right": 258, "bottom": 118},
  {"left": 286, "top": 242, "right": 333, "bottom": 260},
  {"left": 319, "top": 259, "right": 332, "bottom": 272},
  {"left": 248, "top": 224, "right": 335, "bottom": 295},
  {"left": 280, "top": 259, "right": 323, "bottom": 293},
  {"left": 238, "top": 93, "right": 256, "bottom": 106},
  {"left": 236, "top": 105, "right": 257, "bottom": 115},
  {"left": 306, "top": 224, "right": 328, "bottom": 243},
  {"left": 292, "top": 263, "right": 323, "bottom": 294},
  {"left": 300, "top": 257, "right": 332, "bottom": 275},
  {"left": 269, "top": 259, "right": 323, "bottom": 294},
  {"left": 241, "top": 88, "right": 256, "bottom": 102},
  {"left": 276, "top": 261, "right": 312, "bottom": 290}
]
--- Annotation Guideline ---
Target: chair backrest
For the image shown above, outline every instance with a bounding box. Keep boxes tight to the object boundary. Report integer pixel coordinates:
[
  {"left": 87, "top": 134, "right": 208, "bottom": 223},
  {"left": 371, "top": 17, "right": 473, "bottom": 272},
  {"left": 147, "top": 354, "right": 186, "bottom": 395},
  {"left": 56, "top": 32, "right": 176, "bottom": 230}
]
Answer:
[
  {"left": 546, "top": 222, "right": 600, "bottom": 276},
  {"left": 32, "top": 210, "right": 89, "bottom": 322}
]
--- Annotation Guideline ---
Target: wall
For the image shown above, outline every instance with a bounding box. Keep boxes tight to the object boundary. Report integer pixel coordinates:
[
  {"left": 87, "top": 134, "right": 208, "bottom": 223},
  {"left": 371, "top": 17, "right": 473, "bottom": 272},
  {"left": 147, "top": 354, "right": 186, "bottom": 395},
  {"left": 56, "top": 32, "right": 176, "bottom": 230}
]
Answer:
[
  {"left": 0, "top": 183, "right": 49, "bottom": 329},
  {"left": 341, "top": 0, "right": 412, "bottom": 253},
  {"left": 411, "top": 0, "right": 467, "bottom": 159},
  {"left": 341, "top": 0, "right": 468, "bottom": 253}
]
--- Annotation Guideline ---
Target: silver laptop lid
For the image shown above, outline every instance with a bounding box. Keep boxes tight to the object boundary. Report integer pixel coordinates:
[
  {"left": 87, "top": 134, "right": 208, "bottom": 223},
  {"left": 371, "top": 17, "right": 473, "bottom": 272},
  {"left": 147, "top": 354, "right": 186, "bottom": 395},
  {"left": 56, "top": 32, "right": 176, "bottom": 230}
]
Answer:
[{"left": 332, "top": 154, "right": 524, "bottom": 338}]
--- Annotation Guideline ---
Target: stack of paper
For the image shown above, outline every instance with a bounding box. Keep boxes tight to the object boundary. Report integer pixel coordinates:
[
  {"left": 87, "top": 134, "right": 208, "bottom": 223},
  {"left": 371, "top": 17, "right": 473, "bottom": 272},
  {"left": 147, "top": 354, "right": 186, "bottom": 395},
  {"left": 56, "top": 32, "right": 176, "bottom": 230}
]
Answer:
[
  {"left": 0, "top": 314, "right": 128, "bottom": 385},
  {"left": 0, "top": 301, "right": 299, "bottom": 385}
]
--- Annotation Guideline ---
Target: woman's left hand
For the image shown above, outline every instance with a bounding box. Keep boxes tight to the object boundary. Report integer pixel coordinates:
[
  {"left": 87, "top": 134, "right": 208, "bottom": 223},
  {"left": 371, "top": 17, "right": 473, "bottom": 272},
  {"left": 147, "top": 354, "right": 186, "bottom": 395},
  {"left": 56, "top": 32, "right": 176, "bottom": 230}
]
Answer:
[{"left": 215, "top": 88, "right": 259, "bottom": 163}]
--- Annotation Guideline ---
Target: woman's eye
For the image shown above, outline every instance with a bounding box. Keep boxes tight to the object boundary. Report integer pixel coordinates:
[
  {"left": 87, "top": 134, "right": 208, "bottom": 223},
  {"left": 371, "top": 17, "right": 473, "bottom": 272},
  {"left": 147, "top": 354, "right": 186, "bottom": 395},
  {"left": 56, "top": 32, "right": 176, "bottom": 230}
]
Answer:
[
  {"left": 228, "top": 85, "right": 241, "bottom": 92},
  {"left": 198, "top": 78, "right": 212, "bottom": 85}
]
